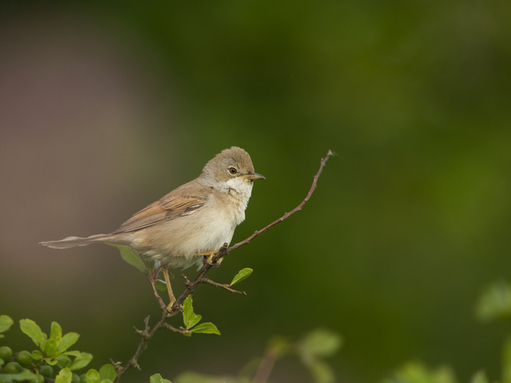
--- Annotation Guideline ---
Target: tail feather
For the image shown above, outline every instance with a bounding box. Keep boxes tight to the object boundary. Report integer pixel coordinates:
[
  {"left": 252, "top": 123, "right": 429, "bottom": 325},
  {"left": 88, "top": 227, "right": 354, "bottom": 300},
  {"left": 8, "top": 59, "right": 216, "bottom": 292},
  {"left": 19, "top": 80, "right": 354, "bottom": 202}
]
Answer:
[{"left": 40, "top": 234, "right": 111, "bottom": 249}]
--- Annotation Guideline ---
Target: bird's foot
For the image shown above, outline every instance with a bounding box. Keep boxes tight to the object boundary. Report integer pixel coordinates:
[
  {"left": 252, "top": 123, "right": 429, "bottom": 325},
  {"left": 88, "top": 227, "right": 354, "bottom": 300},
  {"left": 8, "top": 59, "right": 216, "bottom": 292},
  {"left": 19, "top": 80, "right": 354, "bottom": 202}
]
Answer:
[{"left": 203, "top": 250, "right": 223, "bottom": 266}]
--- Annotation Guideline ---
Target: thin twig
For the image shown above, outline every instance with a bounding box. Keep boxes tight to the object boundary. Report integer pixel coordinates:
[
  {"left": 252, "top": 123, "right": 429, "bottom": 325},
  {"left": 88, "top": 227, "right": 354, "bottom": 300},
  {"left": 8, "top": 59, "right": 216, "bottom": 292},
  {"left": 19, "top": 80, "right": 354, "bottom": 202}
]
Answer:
[
  {"left": 217, "top": 149, "right": 334, "bottom": 259},
  {"left": 201, "top": 277, "right": 247, "bottom": 295},
  {"left": 112, "top": 150, "right": 334, "bottom": 382},
  {"left": 161, "top": 323, "right": 185, "bottom": 334}
]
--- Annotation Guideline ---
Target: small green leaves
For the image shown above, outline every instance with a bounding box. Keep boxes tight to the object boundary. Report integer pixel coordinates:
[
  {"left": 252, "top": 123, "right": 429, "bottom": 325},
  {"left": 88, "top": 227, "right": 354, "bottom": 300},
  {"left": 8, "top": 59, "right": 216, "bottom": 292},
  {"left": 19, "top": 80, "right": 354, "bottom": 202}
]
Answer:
[
  {"left": 98, "top": 364, "right": 117, "bottom": 382},
  {"left": 82, "top": 366, "right": 115, "bottom": 383},
  {"left": 51, "top": 322, "right": 63, "bottom": 345},
  {"left": 183, "top": 297, "right": 202, "bottom": 330},
  {"left": 107, "top": 244, "right": 146, "bottom": 272},
  {"left": 150, "top": 373, "right": 172, "bottom": 383},
  {"left": 181, "top": 297, "right": 220, "bottom": 336},
  {"left": 0, "top": 315, "right": 13, "bottom": 338},
  {"left": 15, "top": 318, "right": 97, "bottom": 380},
  {"left": 69, "top": 353, "right": 93, "bottom": 371},
  {"left": 20, "top": 319, "right": 46, "bottom": 347},
  {"left": 58, "top": 333, "right": 80, "bottom": 353},
  {"left": 55, "top": 367, "right": 73, "bottom": 383},
  {"left": 44, "top": 339, "right": 59, "bottom": 358},
  {"left": 188, "top": 323, "right": 220, "bottom": 335},
  {"left": 229, "top": 268, "right": 253, "bottom": 286},
  {"left": 85, "top": 369, "right": 100, "bottom": 383}
]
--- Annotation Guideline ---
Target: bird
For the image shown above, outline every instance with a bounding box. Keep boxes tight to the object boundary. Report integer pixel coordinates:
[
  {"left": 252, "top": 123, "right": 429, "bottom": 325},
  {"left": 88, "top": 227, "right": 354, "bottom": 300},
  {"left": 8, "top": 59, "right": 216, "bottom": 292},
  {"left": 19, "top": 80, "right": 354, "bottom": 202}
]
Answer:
[{"left": 40, "top": 146, "right": 265, "bottom": 308}]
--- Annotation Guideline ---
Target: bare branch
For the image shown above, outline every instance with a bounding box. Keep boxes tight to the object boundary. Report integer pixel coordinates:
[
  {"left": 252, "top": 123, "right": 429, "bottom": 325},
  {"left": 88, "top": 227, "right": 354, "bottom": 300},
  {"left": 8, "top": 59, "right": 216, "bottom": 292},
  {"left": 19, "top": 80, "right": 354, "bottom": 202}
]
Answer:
[
  {"left": 201, "top": 278, "right": 247, "bottom": 295},
  {"left": 161, "top": 323, "right": 185, "bottom": 334},
  {"left": 113, "top": 314, "right": 167, "bottom": 381}
]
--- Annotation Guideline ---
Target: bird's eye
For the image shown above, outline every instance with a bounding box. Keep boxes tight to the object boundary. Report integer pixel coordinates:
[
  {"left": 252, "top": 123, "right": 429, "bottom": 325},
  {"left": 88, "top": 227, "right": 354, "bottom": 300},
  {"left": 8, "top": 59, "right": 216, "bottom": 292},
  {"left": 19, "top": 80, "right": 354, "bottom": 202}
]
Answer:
[{"left": 228, "top": 167, "right": 238, "bottom": 174}]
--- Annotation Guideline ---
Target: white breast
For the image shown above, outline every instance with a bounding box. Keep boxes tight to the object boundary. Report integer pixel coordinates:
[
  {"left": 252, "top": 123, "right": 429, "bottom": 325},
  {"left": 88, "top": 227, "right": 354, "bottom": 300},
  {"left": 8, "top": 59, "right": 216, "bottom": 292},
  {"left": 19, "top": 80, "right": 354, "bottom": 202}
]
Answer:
[{"left": 223, "top": 177, "right": 254, "bottom": 225}]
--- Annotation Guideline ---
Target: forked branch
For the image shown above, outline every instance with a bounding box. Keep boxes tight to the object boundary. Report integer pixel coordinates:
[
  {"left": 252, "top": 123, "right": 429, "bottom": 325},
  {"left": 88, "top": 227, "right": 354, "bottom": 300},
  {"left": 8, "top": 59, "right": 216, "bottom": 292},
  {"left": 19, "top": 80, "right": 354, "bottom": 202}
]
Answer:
[{"left": 112, "top": 150, "right": 334, "bottom": 382}]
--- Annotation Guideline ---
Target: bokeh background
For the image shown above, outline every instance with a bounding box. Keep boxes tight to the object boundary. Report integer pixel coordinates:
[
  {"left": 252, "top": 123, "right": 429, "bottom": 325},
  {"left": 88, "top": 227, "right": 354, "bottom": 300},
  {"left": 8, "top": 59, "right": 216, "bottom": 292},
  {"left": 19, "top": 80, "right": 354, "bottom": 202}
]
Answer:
[{"left": 1, "top": 1, "right": 511, "bottom": 382}]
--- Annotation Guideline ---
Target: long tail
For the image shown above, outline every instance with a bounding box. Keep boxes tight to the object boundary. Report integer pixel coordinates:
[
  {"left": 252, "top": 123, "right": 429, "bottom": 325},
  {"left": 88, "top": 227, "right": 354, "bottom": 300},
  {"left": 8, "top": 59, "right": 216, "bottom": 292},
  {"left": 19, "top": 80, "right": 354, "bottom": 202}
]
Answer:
[{"left": 40, "top": 234, "right": 112, "bottom": 249}]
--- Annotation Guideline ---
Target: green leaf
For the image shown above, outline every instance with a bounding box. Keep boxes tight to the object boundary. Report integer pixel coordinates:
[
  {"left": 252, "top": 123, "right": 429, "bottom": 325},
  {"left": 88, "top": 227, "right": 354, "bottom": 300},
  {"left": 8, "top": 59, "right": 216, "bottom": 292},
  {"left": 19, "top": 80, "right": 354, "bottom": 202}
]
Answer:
[
  {"left": 85, "top": 369, "right": 100, "bottom": 383},
  {"left": 63, "top": 351, "right": 81, "bottom": 357},
  {"left": 50, "top": 322, "right": 63, "bottom": 344},
  {"left": 150, "top": 373, "right": 172, "bottom": 383},
  {"left": 183, "top": 296, "right": 193, "bottom": 326},
  {"left": 299, "top": 329, "right": 342, "bottom": 364},
  {"left": 44, "top": 338, "right": 59, "bottom": 357},
  {"left": 190, "top": 322, "right": 220, "bottom": 335},
  {"left": 183, "top": 296, "right": 201, "bottom": 329},
  {"left": 0, "top": 315, "right": 13, "bottom": 333},
  {"left": 98, "top": 364, "right": 117, "bottom": 381},
  {"left": 100, "top": 380, "right": 114, "bottom": 383},
  {"left": 70, "top": 352, "right": 93, "bottom": 371},
  {"left": 58, "top": 333, "right": 80, "bottom": 353},
  {"left": 189, "top": 314, "right": 202, "bottom": 330},
  {"left": 107, "top": 244, "right": 146, "bottom": 272},
  {"left": 229, "top": 268, "right": 253, "bottom": 286},
  {"left": 20, "top": 319, "right": 46, "bottom": 347},
  {"left": 55, "top": 367, "right": 73, "bottom": 383}
]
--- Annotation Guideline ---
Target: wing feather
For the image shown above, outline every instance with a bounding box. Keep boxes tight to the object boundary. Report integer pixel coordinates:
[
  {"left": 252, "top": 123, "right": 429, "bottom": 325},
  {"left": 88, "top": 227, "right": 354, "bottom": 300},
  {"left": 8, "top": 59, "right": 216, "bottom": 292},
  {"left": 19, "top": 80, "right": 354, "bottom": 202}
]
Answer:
[{"left": 113, "top": 183, "right": 209, "bottom": 234}]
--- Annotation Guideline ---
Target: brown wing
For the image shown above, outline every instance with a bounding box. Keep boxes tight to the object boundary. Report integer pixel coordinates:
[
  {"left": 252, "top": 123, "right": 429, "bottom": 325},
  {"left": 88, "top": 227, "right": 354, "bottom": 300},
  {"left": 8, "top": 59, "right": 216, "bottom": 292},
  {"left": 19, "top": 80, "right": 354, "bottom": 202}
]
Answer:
[{"left": 113, "top": 184, "right": 208, "bottom": 234}]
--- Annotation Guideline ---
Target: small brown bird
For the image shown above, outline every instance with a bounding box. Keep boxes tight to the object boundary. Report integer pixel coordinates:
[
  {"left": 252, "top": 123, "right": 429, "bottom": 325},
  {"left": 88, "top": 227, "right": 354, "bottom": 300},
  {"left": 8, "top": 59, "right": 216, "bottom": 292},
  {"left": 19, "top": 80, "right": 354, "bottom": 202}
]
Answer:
[{"left": 40, "top": 146, "right": 265, "bottom": 306}]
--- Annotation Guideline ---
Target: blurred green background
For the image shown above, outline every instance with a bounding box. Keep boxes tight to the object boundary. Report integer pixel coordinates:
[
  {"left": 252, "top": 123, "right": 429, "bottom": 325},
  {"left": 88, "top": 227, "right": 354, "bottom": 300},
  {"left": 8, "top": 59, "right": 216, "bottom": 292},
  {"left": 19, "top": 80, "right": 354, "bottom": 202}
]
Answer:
[{"left": 1, "top": 0, "right": 511, "bottom": 382}]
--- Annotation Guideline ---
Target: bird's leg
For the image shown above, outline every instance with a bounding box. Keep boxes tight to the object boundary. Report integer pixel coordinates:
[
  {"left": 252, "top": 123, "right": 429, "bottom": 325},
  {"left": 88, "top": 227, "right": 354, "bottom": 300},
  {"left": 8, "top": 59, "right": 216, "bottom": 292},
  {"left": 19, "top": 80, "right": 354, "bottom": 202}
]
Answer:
[
  {"left": 162, "top": 265, "right": 176, "bottom": 310},
  {"left": 146, "top": 269, "right": 166, "bottom": 312},
  {"left": 202, "top": 250, "right": 224, "bottom": 266}
]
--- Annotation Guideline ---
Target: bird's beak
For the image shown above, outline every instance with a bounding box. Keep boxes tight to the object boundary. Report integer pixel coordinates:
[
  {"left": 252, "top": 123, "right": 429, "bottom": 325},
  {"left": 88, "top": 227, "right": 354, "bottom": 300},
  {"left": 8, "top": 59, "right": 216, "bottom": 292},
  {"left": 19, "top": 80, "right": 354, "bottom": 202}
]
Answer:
[{"left": 246, "top": 172, "right": 265, "bottom": 180}]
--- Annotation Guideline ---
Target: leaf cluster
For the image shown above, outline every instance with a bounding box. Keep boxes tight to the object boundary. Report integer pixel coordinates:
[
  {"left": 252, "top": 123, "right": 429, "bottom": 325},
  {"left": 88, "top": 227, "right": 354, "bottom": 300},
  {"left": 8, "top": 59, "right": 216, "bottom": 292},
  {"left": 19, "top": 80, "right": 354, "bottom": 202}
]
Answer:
[{"left": 0, "top": 316, "right": 116, "bottom": 383}]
